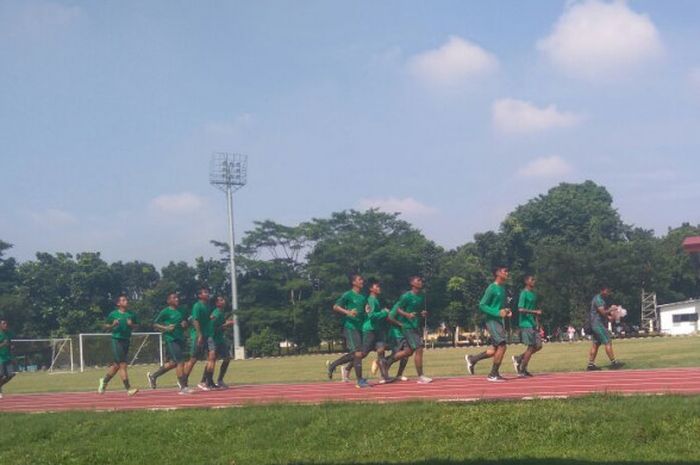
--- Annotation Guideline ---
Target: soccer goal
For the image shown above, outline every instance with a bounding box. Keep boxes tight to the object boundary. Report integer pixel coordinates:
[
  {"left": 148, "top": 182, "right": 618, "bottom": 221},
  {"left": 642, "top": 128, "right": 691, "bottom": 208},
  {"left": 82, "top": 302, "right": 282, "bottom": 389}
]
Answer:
[
  {"left": 13, "top": 338, "right": 75, "bottom": 373},
  {"left": 78, "top": 332, "right": 163, "bottom": 372}
]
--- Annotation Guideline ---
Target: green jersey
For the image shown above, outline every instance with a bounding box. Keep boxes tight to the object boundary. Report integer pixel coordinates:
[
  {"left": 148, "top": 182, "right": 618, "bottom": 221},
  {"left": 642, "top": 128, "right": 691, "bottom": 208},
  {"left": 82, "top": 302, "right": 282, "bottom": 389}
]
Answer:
[
  {"left": 107, "top": 309, "right": 138, "bottom": 340},
  {"left": 393, "top": 291, "right": 425, "bottom": 330},
  {"left": 190, "top": 300, "right": 211, "bottom": 338},
  {"left": 388, "top": 305, "right": 404, "bottom": 340},
  {"left": 518, "top": 289, "right": 537, "bottom": 329},
  {"left": 362, "top": 295, "right": 389, "bottom": 333},
  {"left": 479, "top": 283, "right": 506, "bottom": 322},
  {"left": 0, "top": 330, "right": 14, "bottom": 363},
  {"left": 590, "top": 294, "right": 607, "bottom": 326},
  {"left": 335, "top": 290, "right": 366, "bottom": 331},
  {"left": 154, "top": 307, "right": 185, "bottom": 342},
  {"left": 209, "top": 308, "right": 227, "bottom": 344}
]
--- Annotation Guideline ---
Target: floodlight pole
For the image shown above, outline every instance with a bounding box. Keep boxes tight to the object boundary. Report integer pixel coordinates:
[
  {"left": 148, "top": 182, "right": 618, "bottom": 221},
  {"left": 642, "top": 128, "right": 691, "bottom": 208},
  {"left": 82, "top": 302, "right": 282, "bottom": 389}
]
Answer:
[
  {"left": 225, "top": 183, "right": 241, "bottom": 355},
  {"left": 210, "top": 152, "right": 247, "bottom": 359}
]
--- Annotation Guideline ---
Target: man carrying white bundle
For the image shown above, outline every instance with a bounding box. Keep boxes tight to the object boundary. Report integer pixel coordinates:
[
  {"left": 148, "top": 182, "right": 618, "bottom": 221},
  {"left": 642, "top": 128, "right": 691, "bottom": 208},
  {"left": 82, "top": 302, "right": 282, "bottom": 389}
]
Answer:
[{"left": 586, "top": 286, "right": 625, "bottom": 371}]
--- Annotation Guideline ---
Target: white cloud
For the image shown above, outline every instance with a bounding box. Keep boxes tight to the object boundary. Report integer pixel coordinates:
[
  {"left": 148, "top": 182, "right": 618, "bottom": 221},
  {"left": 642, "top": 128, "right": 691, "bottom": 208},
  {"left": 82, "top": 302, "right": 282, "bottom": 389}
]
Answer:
[
  {"left": 150, "top": 192, "right": 205, "bottom": 214},
  {"left": 517, "top": 156, "right": 573, "bottom": 178},
  {"left": 492, "top": 99, "right": 582, "bottom": 134},
  {"left": 30, "top": 208, "right": 78, "bottom": 228},
  {"left": 407, "top": 36, "right": 498, "bottom": 87},
  {"left": 357, "top": 197, "right": 437, "bottom": 217},
  {"left": 537, "top": 0, "right": 662, "bottom": 80}
]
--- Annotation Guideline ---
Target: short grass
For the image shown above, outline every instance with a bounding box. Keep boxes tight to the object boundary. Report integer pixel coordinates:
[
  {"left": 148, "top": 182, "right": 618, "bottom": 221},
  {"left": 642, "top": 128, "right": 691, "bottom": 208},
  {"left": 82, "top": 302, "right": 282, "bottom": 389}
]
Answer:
[
  {"left": 0, "top": 396, "right": 699, "bottom": 465},
  {"left": 4, "top": 336, "right": 699, "bottom": 394}
]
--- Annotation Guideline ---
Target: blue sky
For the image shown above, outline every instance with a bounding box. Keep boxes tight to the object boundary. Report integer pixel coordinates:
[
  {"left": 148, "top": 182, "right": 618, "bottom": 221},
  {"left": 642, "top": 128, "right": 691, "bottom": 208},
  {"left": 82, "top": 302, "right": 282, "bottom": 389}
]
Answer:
[{"left": 1, "top": 0, "right": 699, "bottom": 267}]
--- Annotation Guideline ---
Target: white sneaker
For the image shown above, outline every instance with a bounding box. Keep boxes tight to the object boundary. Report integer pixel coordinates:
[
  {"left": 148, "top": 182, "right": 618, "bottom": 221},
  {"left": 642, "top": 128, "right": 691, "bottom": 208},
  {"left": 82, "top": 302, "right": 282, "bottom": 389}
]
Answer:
[
  {"left": 340, "top": 365, "right": 351, "bottom": 383},
  {"left": 127, "top": 388, "right": 139, "bottom": 396},
  {"left": 0, "top": 392, "right": 3, "bottom": 399},
  {"left": 197, "top": 382, "right": 210, "bottom": 391},
  {"left": 216, "top": 381, "right": 229, "bottom": 389},
  {"left": 399, "top": 376, "right": 409, "bottom": 382},
  {"left": 178, "top": 387, "right": 194, "bottom": 395},
  {"left": 417, "top": 375, "right": 433, "bottom": 384}
]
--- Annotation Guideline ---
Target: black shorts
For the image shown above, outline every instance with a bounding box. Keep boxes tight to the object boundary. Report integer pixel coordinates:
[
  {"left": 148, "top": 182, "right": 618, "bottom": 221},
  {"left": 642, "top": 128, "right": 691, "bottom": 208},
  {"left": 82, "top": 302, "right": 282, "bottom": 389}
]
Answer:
[
  {"left": 485, "top": 320, "right": 507, "bottom": 346},
  {"left": 215, "top": 341, "right": 230, "bottom": 359},
  {"left": 111, "top": 338, "right": 130, "bottom": 363},
  {"left": 361, "top": 331, "right": 387, "bottom": 354},
  {"left": 403, "top": 328, "right": 424, "bottom": 350},
  {"left": 343, "top": 327, "right": 362, "bottom": 352},
  {"left": 189, "top": 336, "right": 216, "bottom": 359},
  {"left": 390, "top": 334, "right": 409, "bottom": 352},
  {"left": 0, "top": 361, "right": 15, "bottom": 378},
  {"left": 166, "top": 340, "right": 186, "bottom": 363}
]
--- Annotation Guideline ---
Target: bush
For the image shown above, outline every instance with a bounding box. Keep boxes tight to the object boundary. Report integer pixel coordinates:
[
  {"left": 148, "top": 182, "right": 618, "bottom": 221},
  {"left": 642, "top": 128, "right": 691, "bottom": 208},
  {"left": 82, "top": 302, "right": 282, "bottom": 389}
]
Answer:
[{"left": 245, "top": 327, "right": 282, "bottom": 357}]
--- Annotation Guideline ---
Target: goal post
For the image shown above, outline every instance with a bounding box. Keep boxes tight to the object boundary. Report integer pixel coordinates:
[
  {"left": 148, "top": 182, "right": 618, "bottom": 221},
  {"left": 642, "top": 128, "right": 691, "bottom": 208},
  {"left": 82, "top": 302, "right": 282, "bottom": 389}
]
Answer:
[
  {"left": 12, "top": 338, "right": 75, "bottom": 373},
  {"left": 78, "top": 332, "right": 163, "bottom": 373}
]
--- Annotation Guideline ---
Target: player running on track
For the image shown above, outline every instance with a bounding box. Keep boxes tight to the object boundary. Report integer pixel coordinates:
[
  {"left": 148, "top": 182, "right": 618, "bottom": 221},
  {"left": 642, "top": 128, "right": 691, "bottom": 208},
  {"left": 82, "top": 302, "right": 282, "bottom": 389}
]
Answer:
[{"left": 98, "top": 294, "right": 139, "bottom": 396}]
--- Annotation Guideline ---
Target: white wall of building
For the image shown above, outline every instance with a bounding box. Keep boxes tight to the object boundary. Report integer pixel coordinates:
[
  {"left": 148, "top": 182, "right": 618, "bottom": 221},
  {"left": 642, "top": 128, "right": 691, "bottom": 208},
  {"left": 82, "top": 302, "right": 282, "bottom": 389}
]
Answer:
[{"left": 659, "top": 301, "right": 699, "bottom": 335}]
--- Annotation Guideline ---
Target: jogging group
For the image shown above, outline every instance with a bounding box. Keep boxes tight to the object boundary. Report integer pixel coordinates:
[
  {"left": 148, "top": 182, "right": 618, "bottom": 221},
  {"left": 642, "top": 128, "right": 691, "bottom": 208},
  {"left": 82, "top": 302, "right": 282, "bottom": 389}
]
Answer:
[
  {"left": 325, "top": 266, "right": 624, "bottom": 389},
  {"left": 0, "top": 265, "right": 624, "bottom": 397}
]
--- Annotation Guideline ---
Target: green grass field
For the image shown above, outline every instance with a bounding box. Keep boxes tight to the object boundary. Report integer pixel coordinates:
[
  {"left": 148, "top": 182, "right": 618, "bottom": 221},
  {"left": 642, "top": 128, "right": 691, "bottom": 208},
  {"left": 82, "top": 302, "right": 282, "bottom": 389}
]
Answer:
[
  {"left": 4, "top": 336, "right": 699, "bottom": 394},
  {"left": 1, "top": 396, "right": 699, "bottom": 465}
]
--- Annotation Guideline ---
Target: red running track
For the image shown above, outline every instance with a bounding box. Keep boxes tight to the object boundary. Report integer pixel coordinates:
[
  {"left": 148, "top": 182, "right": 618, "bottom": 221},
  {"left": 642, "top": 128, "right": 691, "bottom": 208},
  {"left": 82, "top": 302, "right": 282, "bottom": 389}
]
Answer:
[{"left": 1, "top": 367, "right": 699, "bottom": 413}]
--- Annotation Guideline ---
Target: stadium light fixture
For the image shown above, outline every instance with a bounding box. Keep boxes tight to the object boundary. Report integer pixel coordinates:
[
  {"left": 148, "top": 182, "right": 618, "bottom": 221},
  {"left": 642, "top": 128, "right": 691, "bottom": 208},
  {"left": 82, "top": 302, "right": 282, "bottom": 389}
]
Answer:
[{"left": 210, "top": 152, "right": 248, "bottom": 359}]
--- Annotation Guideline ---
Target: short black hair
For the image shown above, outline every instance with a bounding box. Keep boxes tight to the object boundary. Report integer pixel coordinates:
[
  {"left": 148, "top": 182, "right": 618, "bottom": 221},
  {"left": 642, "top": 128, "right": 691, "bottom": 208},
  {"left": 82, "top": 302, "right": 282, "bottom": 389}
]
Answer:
[
  {"left": 167, "top": 292, "right": 179, "bottom": 300},
  {"left": 198, "top": 286, "right": 210, "bottom": 294},
  {"left": 215, "top": 295, "right": 226, "bottom": 302},
  {"left": 408, "top": 275, "right": 423, "bottom": 283},
  {"left": 114, "top": 293, "right": 128, "bottom": 304},
  {"left": 348, "top": 273, "right": 363, "bottom": 285},
  {"left": 366, "top": 278, "right": 380, "bottom": 288},
  {"left": 523, "top": 274, "right": 535, "bottom": 283},
  {"left": 492, "top": 266, "right": 508, "bottom": 277}
]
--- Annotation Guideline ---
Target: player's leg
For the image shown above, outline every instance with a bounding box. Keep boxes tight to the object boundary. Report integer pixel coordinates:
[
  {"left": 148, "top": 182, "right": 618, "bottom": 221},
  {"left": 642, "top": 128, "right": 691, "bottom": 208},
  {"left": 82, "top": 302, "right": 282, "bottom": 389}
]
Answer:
[
  {"left": 0, "top": 362, "right": 15, "bottom": 397},
  {"left": 148, "top": 341, "right": 178, "bottom": 389},
  {"left": 466, "top": 323, "right": 498, "bottom": 375},
  {"left": 351, "top": 330, "right": 368, "bottom": 388},
  {"left": 486, "top": 321, "right": 508, "bottom": 381},
  {"left": 115, "top": 340, "right": 137, "bottom": 395},
  {"left": 99, "top": 339, "right": 123, "bottom": 393},
  {"left": 200, "top": 338, "right": 217, "bottom": 389},
  {"left": 588, "top": 342, "right": 601, "bottom": 370},
  {"left": 604, "top": 342, "right": 624, "bottom": 369},
  {"left": 327, "top": 328, "right": 357, "bottom": 380},
  {"left": 215, "top": 342, "right": 231, "bottom": 388},
  {"left": 405, "top": 329, "right": 430, "bottom": 383}
]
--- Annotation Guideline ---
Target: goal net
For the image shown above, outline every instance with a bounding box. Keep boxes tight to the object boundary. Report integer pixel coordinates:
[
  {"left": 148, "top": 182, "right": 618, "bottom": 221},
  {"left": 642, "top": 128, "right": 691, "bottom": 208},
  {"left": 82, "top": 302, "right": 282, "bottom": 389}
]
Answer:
[
  {"left": 12, "top": 338, "right": 75, "bottom": 373},
  {"left": 78, "top": 332, "right": 163, "bottom": 372}
]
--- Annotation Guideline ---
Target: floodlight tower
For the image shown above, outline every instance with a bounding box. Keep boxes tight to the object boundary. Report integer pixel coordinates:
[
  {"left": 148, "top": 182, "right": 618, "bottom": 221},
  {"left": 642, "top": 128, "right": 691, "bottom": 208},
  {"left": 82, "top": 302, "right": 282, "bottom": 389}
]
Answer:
[{"left": 210, "top": 153, "right": 248, "bottom": 359}]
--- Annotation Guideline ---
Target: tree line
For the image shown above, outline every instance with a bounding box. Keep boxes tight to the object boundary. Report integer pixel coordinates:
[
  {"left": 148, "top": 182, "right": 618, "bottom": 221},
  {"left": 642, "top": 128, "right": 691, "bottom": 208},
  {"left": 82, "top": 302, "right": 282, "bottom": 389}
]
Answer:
[{"left": 1, "top": 181, "right": 698, "bottom": 354}]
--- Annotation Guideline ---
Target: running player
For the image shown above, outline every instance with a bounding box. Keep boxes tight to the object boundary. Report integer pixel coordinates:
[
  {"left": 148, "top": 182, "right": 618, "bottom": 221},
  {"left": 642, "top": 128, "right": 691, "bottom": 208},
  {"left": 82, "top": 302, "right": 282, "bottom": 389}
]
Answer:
[
  {"left": 148, "top": 292, "right": 191, "bottom": 394},
  {"left": 384, "top": 306, "right": 409, "bottom": 381},
  {"left": 326, "top": 273, "right": 369, "bottom": 388},
  {"left": 209, "top": 295, "right": 235, "bottom": 389},
  {"left": 587, "top": 286, "right": 624, "bottom": 371},
  {"left": 466, "top": 267, "right": 511, "bottom": 382},
  {"left": 512, "top": 275, "right": 542, "bottom": 377},
  {"left": 0, "top": 319, "right": 16, "bottom": 399},
  {"left": 386, "top": 276, "right": 432, "bottom": 384},
  {"left": 98, "top": 294, "right": 139, "bottom": 395},
  {"left": 361, "top": 279, "right": 395, "bottom": 384},
  {"left": 184, "top": 286, "right": 213, "bottom": 390}
]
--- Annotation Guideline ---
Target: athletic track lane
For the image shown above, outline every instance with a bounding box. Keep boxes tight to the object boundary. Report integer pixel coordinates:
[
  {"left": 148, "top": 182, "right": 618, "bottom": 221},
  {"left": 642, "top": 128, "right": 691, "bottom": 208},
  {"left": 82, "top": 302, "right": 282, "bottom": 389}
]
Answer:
[{"left": 1, "top": 367, "right": 699, "bottom": 413}]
